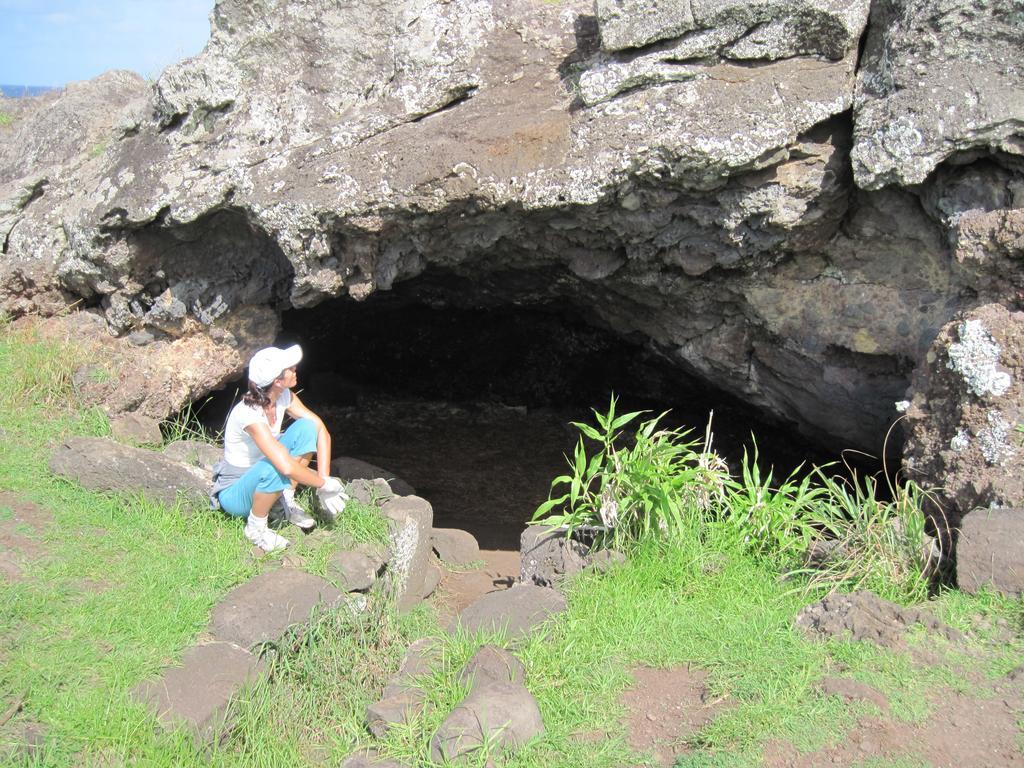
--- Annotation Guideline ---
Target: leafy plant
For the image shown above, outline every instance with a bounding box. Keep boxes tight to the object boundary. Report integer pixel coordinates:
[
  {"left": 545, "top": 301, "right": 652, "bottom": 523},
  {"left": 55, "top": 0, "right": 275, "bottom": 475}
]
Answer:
[
  {"left": 722, "top": 444, "right": 826, "bottom": 563},
  {"left": 533, "top": 396, "right": 731, "bottom": 549},
  {"left": 0, "top": 111, "right": 12, "bottom": 128}
]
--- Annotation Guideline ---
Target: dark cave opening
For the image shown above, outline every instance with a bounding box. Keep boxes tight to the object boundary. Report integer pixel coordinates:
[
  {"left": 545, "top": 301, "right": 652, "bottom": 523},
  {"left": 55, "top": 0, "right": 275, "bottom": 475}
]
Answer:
[{"left": 200, "top": 269, "right": 867, "bottom": 549}]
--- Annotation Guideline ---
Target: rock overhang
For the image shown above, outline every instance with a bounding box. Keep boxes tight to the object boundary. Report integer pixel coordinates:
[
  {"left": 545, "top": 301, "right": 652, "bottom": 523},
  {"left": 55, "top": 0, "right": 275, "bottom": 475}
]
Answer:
[{"left": 1, "top": 0, "right": 1022, "bottom": 464}]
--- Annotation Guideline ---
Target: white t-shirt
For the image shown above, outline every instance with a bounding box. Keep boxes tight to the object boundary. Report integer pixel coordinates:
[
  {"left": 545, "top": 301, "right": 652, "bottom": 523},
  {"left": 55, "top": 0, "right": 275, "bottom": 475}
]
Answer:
[{"left": 223, "top": 389, "right": 293, "bottom": 467}]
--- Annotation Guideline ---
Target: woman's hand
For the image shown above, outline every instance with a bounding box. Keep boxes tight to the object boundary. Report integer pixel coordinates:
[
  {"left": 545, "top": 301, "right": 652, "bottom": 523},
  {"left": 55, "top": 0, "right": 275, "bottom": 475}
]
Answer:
[{"left": 316, "top": 476, "right": 348, "bottom": 517}]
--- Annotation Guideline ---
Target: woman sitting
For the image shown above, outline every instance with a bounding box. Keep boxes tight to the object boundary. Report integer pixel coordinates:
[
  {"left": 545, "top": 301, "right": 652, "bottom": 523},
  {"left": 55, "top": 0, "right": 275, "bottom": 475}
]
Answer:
[{"left": 210, "top": 344, "right": 346, "bottom": 552}]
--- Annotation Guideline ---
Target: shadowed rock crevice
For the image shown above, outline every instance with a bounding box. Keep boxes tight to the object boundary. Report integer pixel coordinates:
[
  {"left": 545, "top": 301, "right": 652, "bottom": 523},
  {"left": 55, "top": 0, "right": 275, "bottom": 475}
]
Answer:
[{"left": 62, "top": 209, "right": 295, "bottom": 336}]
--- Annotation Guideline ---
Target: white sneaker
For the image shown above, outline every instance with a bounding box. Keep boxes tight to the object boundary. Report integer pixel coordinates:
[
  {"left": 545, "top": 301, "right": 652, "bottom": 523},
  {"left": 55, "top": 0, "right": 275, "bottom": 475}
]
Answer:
[
  {"left": 244, "top": 521, "right": 290, "bottom": 552},
  {"left": 282, "top": 497, "right": 316, "bottom": 531}
]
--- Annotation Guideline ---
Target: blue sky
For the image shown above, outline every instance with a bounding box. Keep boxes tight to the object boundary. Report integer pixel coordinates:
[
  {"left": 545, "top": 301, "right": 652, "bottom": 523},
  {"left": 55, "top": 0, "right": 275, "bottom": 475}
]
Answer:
[{"left": 0, "top": 1, "right": 212, "bottom": 87}]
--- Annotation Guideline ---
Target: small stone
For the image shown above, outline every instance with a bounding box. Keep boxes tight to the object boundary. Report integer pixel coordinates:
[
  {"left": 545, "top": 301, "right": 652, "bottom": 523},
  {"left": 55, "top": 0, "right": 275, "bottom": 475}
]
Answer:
[
  {"left": 431, "top": 527, "right": 481, "bottom": 566},
  {"left": 328, "top": 550, "right": 377, "bottom": 592},
  {"left": 457, "top": 645, "right": 526, "bottom": 694}
]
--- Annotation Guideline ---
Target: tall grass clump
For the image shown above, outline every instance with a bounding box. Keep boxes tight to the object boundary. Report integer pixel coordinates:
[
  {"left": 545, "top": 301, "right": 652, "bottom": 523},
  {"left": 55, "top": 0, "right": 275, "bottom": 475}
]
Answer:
[
  {"left": 800, "top": 469, "right": 935, "bottom": 603},
  {"left": 533, "top": 397, "right": 937, "bottom": 603}
]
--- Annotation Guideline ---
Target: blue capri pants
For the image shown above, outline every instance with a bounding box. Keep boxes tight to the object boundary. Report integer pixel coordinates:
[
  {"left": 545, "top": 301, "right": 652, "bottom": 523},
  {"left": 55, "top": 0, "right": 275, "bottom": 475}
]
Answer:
[{"left": 218, "top": 418, "right": 318, "bottom": 518}]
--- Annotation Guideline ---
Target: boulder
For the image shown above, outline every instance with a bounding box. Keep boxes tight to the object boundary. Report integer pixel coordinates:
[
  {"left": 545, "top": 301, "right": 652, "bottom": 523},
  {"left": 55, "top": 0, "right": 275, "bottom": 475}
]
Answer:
[
  {"left": 367, "top": 639, "right": 440, "bottom": 736},
  {"left": 355, "top": 541, "right": 390, "bottom": 572},
  {"left": 48, "top": 436, "right": 208, "bottom": 509},
  {"left": 957, "top": 508, "right": 1024, "bottom": 597},
  {"left": 902, "top": 305, "right": 1024, "bottom": 534},
  {"left": 366, "top": 690, "right": 426, "bottom": 739},
  {"left": 430, "top": 681, "right": 545, "bottom": 762},
  {"left": 332, "top": 457, "right": 416, "bottom": 497},
  {"left": 131, "top": 641, "right": 266, "bottom": 745},
  {"left": 457, "top": 645, "right": 526, "bottom": 694},
  {"left": 208, "top": 569, "right": 343, "bottom": 647},
  {"left": 328, "top": 550, "right": 378, "bottom": 592},
  {"left": 431, "top": 527, "right": 481, "bottom": 566},
  {"left": 0, "top": 70, "right": 148, "bottom": 185},
  {"left": 852, "top": 0, "right": 1024, "bottom": 189},
  {"left": 520, "top": 526, "right": 589, "bottom": 587},
  {"left": 594, "top": 0, "right": 870, "bottom": 58},
  {"left": 450, "top": 584, "right": 568, "bottom": 641},
  {"left": 163, "top": 439, "right": 223, "bottom": 472},
  {"left": 381, "top": 496, "right": 434, "bottom": 612},
  {"left": 586, "top": 549, "right": 626, "bottom": 573},
  {"left": 384, "top": 638, "right": 441, "bottom": 698},
  {"left": 110, "top": 412, "right": 163, "bottom": 445}
]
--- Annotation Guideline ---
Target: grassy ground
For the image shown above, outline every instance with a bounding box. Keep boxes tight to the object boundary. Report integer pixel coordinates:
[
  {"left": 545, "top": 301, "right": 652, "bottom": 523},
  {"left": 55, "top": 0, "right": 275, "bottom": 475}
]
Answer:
[{"left": 0, "top": 319, "right": 1021, "bottom": 767}]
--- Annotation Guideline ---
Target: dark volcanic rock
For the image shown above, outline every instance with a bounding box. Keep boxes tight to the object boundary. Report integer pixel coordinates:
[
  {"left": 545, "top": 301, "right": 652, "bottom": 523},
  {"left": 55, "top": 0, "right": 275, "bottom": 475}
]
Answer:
[
  {"left": 795, "top": 591, "right": 962, "bottom": 649},
  {"left": 957, "top": 508, "right": 1024, "bottom": 597},
  {"left": 431, "top": 527, "right": 481, "bottom": 566},
  {"left": 450, "top": 583, "right": 568, "bottom": 640},
  {"left": 457, "top": 645, "right": 527, "bottom": 694},
  {"left": 331, "top": 457, "right": 416, "bottom": 497},
  {"left": 902, "top": 304, "right": 1024, "bottom": 531},
  {"left": 208, "top": 569, "right": 343, "bottom": 647},
  {"left": 49, "top": 436, "right": 208, "bottom": 508},
  {"left": 1, "top": 0, "right": 1022, "bottom": 509},
  {"left": 381, "top": 496, "right": 434, "bottom": 612},
  {"left": 430, "top": 681, "right": 545, "bottom": 762},
  {"left": 852, "top": 0, "right": 1024, "bottom": 189},
  {"left": 132, "top": 641, "right": 266, "bottom": 745}
]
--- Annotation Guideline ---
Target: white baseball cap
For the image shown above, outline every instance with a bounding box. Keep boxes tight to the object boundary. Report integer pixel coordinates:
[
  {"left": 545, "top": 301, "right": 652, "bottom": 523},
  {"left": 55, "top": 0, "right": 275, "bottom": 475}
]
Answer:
[{"left": 248, "top": 344, "right": 303, "bottom": 388}]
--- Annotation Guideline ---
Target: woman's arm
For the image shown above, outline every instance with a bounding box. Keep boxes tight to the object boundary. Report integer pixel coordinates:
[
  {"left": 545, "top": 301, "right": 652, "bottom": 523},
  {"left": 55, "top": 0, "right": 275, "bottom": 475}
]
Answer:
[
  {"left": 287, "top": 392, "right": 332, "bottom": 479},
  {"left": 245, "top": 421, "right": 326, "bottom": 487}
]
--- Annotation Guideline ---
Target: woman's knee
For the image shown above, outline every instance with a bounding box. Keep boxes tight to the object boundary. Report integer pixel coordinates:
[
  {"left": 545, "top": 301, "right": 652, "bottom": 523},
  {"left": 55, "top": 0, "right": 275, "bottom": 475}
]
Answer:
[{"left": 282, "top": 417, "right": 318, "bottom": 455}]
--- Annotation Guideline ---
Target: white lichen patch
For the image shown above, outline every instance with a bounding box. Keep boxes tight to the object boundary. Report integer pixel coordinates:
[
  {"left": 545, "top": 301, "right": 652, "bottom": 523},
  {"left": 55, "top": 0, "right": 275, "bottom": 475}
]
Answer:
[
  {"left": 946, "top": 319, "right": 1012, "bottom": 397},
  {"left": 388, "top": 518, "right": 418, "bottom": 589},
  {"left": 978, "top": 411, "right": 1014, "bottom": 465},
  {"left": 895, "top": 400, "right": 911, "bottom": 413},
  {"left": 950, "top": 428, "right": 970, "bottom": 451}
]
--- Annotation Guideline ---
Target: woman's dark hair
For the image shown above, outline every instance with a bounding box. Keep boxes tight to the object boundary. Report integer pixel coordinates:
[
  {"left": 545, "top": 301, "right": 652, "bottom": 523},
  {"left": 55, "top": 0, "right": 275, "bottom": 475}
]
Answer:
[{"left": 242, "top": 380, "right": 272, "bottom": 409}]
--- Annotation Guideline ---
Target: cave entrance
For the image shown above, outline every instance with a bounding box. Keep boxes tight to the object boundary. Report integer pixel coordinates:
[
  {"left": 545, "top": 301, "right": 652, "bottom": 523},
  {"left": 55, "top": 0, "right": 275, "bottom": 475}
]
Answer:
[{"left": 247, "top": 268, "right": 840, "bottom": 550}]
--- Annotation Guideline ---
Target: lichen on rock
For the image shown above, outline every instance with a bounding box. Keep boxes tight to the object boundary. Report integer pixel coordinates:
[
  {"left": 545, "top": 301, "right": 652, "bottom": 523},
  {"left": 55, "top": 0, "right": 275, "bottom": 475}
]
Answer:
[{"left": 946, "top": 319, "right": 1012, "bottom": 398}]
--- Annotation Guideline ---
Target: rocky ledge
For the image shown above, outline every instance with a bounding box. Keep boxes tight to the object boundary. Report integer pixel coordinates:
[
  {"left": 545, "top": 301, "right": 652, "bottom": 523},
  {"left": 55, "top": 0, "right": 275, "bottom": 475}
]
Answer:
[{"left": 1, "top": 0, "right": 1023, "bottom": 528}]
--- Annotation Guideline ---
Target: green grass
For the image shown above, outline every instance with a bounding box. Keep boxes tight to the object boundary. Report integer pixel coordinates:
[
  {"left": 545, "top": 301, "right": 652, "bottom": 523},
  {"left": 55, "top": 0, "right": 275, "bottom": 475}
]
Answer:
[
  {"left": 0, "top": 321, "right": 403, "bottom": 765},
  {"left": 1, "top": 320, "right": 1022, "bottom": 766},
  {"left": 0, "top": 111, "right": 12, "bottom": 128}
]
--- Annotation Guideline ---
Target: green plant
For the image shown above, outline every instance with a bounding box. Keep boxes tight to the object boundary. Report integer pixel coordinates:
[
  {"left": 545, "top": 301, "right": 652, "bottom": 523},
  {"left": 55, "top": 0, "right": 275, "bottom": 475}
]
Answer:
[
  {"left": 161, "top": 396, "right": 221, "bottom": 445},
  {"left": 532, "top": 396, "right": 731, "bottom": 549},
  {"left": 722, "top": 443, "right": 825, "bottom": 563},
  {"left": 799, "top": 469, "right": 935, "bottom": 603},
  {"left": 0, "top": 111, "right": 12, "bottom": 128}
]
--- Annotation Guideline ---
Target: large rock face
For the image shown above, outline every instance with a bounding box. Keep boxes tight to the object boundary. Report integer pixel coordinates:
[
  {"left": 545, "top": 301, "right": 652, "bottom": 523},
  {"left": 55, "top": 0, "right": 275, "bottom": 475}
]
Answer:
[
  {"left": 902, "top": 304, "right": 1024, "bottom": 528},
  {"left": 851, "top": 0, "right": 1024, "bottom": 190},
  {"left": 1, "top": 0, "right": 1023, "bottom": 494}
]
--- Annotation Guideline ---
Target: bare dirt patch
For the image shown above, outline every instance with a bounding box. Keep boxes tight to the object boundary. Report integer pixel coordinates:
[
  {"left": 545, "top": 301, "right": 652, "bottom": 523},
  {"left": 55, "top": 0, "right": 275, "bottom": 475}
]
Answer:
[
  {"left": 432, "top": 548, "right": 519, "bottom": 621},
  {"left": 765, "top": 663, "right": 1024, "bottom": 767},
  {"left": 0, "top": 491, "right": 53, "bottom": 582},
  {"left": 620, "top": 664, "right": 729, "bottom": 767}
]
